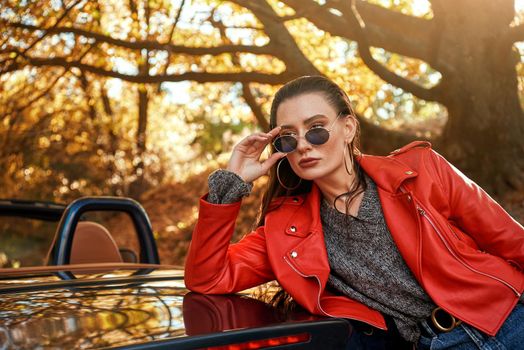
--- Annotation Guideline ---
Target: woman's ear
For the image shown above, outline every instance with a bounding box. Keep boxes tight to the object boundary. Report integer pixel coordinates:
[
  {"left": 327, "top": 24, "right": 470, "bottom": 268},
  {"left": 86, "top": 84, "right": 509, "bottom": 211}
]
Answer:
[{"left": 344, "top": 115, "right": 357, "bottom": 143}]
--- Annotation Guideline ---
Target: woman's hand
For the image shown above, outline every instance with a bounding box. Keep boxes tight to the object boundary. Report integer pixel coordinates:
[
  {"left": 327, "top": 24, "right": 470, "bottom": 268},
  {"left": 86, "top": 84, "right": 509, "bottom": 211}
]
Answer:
[{"left": 227, "top": 127, "right": 286, "bottom": 183}]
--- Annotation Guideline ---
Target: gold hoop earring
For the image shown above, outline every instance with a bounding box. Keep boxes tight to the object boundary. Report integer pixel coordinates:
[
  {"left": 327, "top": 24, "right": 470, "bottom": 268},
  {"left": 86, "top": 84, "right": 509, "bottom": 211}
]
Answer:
[
  {"left": 277, "top": 158, "right": 302, "bottom": 191},
  {"left": 343, "top": 142, "right": 354, "bottom": 176}
]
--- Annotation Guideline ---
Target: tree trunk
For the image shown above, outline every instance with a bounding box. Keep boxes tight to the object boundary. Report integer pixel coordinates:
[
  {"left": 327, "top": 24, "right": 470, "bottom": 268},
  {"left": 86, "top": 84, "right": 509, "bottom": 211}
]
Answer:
[
  {"left": 128, "top": 49, "right": 151, "bottom": 198},
  {"left": 435, "top": 0, "right": 524, "bottom": 195},
  {"left": 128, "top": 77, "right": 150, "bottom": 199},
  {"left": 128, "top": 0, "right": 151, "bottom": 199}
]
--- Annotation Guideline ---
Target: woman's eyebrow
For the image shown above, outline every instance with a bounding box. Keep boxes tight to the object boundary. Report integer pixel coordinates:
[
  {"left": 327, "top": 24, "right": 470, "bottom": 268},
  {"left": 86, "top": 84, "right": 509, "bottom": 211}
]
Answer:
[
  {"left": 304, "top": 114, "right": 329, "bottom": 124},
  {"left": 279, "top": 114, "right": 328, "bottom": 129}
]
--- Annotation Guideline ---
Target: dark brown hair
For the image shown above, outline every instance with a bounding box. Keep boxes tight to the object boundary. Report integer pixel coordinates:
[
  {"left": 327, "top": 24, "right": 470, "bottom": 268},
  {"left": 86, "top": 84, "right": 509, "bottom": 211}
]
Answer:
[{"left": 256, "top": 75, "right": 365, "bottom": 228}]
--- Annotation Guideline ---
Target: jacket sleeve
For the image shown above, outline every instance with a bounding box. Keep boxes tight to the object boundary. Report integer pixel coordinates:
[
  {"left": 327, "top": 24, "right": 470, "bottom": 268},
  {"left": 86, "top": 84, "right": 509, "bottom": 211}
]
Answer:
[
  {"left": 429, "top": 149, "right": 524, "bottom": 269},
  {"left": 184, "top": 195, "right": 275, "bottom": 294}
]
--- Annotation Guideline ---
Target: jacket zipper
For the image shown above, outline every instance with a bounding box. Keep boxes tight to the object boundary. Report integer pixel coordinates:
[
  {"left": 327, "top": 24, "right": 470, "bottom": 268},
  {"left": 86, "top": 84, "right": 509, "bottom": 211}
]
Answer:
[
  {"left": 415, "top": 203, "right": 521, "bottom": 297},
  {"left": 283, "top": 256, "right": 387, "bottom": 330}
]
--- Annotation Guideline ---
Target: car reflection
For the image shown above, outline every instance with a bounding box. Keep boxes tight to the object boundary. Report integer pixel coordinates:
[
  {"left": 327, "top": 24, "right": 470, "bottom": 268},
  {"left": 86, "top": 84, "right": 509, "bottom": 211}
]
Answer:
[
  {"left": 183, "top": 292, "right": 288, "bottom": 335},
  {"left": 0, "top": 285, "right": 320, "bottom": 349},
  {"left": 0, "top": 286, "right": 186, "bottom": 349}
]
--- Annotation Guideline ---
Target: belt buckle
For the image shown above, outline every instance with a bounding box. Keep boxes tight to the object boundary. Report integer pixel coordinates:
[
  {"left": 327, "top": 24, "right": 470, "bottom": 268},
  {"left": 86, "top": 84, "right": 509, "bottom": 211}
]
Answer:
[{"left": 430, "top": 307, "right": 462, "bottom": 332}]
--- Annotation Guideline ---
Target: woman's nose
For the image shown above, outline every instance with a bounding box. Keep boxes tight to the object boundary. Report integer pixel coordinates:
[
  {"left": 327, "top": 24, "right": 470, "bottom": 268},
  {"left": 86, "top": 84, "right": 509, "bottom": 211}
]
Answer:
[{"left": 295, "top": 135, "right": 312, "bottom": 153}]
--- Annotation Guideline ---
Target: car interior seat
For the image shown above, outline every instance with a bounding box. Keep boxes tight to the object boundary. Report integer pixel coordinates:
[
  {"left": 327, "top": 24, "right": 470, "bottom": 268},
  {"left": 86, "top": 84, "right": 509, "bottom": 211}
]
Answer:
[
  {"left": 45, "top": 221, "right": 138, "bottom": 265},
  {"left": 69, "top": 221, "right": 123, "bottom": 264}
]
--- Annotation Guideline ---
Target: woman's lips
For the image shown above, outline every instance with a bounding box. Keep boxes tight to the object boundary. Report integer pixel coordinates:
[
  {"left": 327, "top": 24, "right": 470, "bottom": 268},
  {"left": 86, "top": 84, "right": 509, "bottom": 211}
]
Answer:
[{"left": 299, "top": 157, "right": 320, "bottom": 168}]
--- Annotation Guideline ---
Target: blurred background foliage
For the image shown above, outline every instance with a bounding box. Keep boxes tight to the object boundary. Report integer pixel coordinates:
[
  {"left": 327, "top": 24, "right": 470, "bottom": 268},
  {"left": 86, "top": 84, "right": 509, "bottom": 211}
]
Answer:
[{"left": 1, "top": 0, "right": 523, "bottom": 265}]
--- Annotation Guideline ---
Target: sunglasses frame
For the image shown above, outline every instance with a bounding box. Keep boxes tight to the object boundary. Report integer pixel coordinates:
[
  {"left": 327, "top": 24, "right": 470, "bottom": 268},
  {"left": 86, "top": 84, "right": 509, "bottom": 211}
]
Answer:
[{"left": 272, "top": 112, "right": 345, "bottom": 154}]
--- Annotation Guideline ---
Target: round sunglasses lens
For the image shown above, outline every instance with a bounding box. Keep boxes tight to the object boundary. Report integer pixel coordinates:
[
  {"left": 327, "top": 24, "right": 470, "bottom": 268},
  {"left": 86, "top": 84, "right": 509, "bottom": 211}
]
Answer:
[
  {"left": 305, "top": 128, "right": 330, "bottom": 145},
  {"left": 274, "top": 136, "right": 297, "bottom": 153}
]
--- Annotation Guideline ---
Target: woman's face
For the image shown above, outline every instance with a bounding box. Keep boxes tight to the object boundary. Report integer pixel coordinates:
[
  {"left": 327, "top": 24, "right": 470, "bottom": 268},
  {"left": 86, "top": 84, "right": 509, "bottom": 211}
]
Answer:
[{"left": 275, "top": 92, "right": 355, "bottom": 182}]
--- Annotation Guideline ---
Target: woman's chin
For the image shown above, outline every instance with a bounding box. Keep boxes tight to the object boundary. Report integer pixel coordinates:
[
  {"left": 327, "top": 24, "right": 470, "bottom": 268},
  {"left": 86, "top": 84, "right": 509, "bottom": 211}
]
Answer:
[{"left": 296, "top": 169, "right": 328, "bottom": 182}]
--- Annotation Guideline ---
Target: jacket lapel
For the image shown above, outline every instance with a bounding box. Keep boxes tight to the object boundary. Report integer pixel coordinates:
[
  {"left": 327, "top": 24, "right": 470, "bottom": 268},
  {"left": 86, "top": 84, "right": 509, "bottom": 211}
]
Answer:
[
  {"left": 359, "top": 153, "right": 424, "bottom": 280},
  {"left": 358, "top": 154, "right": 418, "bottom": 193}
]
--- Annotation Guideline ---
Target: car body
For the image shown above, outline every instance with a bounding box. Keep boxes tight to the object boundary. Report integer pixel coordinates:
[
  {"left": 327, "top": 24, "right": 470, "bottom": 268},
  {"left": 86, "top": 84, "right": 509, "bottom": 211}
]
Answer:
[{"left": 0, "top": 197, "right": 352, "bottom": 349}]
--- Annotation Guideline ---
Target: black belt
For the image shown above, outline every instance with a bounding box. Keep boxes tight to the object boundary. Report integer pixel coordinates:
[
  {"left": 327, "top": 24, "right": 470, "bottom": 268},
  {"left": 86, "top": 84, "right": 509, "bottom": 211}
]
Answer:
[{"left": 422, "top": 307, "right": 462, "bottom": 336}]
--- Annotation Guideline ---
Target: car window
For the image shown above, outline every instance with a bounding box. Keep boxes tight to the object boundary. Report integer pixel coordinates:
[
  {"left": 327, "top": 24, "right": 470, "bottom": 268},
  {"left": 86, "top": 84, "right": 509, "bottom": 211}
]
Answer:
[{"left": 0, "top": 216, "right": 57, "bottom": 268}]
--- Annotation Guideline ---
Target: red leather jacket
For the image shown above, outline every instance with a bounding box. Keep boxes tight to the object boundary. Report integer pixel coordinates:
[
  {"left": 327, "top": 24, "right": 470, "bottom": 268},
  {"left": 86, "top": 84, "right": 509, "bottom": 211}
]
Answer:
[{"left": 185, "top": 141, "right": 524, "bottom": 336}]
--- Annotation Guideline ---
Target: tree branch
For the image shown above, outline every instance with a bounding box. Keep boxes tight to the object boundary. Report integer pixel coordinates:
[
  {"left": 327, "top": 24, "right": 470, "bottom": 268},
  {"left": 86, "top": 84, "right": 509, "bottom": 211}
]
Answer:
[
  {"left": 279, "top": 0, "right": 351, "bottom": 37},
  {"left": 347, "top": 1, "right": 442, "bottom": 103},
  {"left": 209, "top": 9, "right": 269, "bottom": 131},
  {"left": 230, "top": 0, "right": 321, "bottom": 76},
  {"left": 280, "top": 0, "right": 434, "bottom": 63},
  {"left": 15, "top": 0, "right": 84, "bottom": 57},
  {"left": 2, "top": 0, "right": 84, "bottom": 74},
  {"left": 77, "top": 70, "right": 98, "bottom": 122},
  {"left": 167, "top": 0, "right": 186, "bottom": 43},
  {"left": 14, "top": 70, "right": 68, "bottom": 114},
  {"left": 4, "top": 55, "right": 293, "bottom": 84},
  {"left": 242, "top": 84, "right": 269, "bottom": 131},
  {"left": 2, "top": 21, "right": 277, "bottom": 57},
  {"left": 359, "top": 46, "right": 442, "bottom": 102},
  {"left": 158, "top": 0, "right": 186, "bottom": 93},
  {"left": 2, "top": 49, "right": 82, "bottom": 114},
  {"left": 0, "top": 69, "right": 67, "bottom": 156}
]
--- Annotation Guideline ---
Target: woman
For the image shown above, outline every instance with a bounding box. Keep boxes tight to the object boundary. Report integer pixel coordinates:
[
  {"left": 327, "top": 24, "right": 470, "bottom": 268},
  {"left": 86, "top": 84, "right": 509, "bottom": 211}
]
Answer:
[{"left": 185, "top": 76, "right": 524, "bottom": 349}]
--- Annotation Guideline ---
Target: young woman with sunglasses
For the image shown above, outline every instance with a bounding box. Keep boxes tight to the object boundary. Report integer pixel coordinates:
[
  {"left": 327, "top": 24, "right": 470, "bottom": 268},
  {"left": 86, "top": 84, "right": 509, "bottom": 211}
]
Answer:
[{"left": 185, "top": 76, "right": 524, "bottom": 349}]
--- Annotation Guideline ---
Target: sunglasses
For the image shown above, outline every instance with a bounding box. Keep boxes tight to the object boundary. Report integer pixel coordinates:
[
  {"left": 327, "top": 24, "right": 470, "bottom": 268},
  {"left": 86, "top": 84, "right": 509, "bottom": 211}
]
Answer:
[{"left": 273, "top": 113, "right": 344, "bottom": 154}]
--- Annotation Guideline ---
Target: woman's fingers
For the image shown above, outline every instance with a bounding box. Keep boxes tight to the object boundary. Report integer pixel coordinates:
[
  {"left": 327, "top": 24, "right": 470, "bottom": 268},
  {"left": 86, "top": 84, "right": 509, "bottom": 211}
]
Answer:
[
  {"left": 260, "top": 152, "right": 286, "bottom": 173},
  {"left": 227, "top": 127, "right": 283, "bottom": 182},
  {"left": 238, "top": 133, "right": 269, "bottom": 148},
  {"left": 267, "top": 126, "right": 281, "bottom": 138},
  {"left": 236, "top": 129, "right": 279, "bottom": 156}
]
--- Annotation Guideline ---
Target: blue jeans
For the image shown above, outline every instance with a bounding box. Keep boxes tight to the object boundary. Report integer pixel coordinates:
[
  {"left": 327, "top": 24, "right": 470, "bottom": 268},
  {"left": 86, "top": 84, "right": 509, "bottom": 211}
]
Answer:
[{"left": 417, "top": 303, "right": 524, "bottom": 350}]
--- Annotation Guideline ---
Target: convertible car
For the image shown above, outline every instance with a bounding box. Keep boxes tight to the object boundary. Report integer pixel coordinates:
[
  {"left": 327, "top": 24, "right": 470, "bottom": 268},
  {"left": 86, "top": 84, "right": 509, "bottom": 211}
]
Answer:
[{"left": 0, "top": 197, "right": 352, "bottom": 349}]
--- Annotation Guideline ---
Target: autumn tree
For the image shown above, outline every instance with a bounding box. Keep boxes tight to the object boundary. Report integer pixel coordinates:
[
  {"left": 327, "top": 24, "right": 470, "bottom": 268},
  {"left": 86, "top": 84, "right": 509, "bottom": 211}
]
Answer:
[
  {"left": 1, "top": 0, "right": 523, "bottom": 197},
  {"left": 278, "top": 0, "right": 524, "bottom": 194}
]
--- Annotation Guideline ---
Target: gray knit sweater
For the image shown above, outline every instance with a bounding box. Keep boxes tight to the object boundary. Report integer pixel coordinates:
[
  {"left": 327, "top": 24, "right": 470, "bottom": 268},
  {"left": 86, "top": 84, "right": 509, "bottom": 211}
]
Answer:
[
  {"left": 205, "top": 169, "right": 522, "bottom": 342},
  {"left": 320, "top": 175, "right": 434, "bottom": 342}
]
